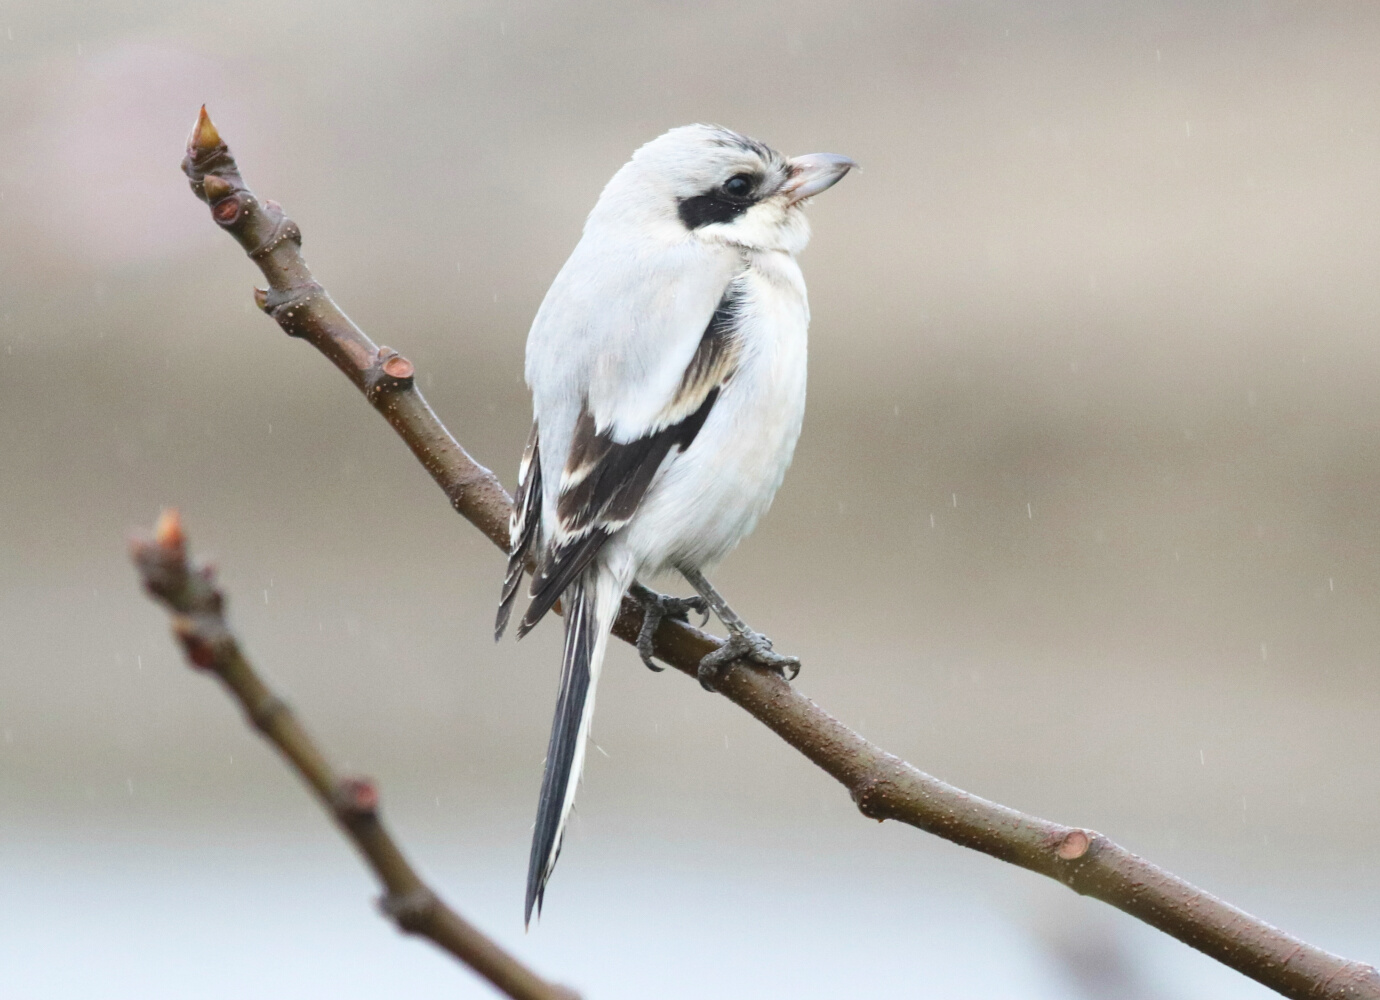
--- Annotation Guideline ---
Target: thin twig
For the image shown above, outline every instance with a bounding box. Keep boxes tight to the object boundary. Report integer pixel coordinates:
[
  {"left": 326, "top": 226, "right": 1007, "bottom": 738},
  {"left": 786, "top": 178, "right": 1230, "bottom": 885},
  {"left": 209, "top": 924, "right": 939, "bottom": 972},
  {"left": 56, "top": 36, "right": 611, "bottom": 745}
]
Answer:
[
  {"left": 131, "top": 508, "right": 580, "bottom": 1000},
  {"left": 180, "top": 106, "right": 1380, "bottom": 1000}
]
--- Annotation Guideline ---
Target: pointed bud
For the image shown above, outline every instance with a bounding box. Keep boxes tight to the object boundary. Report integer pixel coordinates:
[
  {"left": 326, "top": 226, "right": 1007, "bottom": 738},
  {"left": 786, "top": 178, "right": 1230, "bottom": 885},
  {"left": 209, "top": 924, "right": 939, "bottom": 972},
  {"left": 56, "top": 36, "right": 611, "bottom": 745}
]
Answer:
[
  {"left": 201, "top": 174, "right": 233, "bottom": 201},
  {"left": 154, "top": 508, "right": 184, "bottom": 551},
  {"left": 189, "top": 105, "right": 222, "bottom": 154}
]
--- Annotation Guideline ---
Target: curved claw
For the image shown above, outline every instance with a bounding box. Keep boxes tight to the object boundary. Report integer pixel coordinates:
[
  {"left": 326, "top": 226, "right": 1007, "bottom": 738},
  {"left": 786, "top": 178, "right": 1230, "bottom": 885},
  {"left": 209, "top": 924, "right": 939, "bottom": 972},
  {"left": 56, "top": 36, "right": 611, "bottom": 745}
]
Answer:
[
  {"left": 697, "top": 629, "right": 801, "bottom": 692},
  {"left": 631, "top": 588, "right": 710, "bottom": 672},
  {"left": 636, "top": 607, "right": 666, "bottom": 672}
]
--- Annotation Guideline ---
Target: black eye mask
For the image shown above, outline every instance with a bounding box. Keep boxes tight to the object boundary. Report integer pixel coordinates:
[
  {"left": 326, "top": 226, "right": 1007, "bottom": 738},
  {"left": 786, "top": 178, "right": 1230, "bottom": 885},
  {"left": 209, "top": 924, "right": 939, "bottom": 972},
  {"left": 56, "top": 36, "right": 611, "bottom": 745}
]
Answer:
[{"left": 677, "top": 172, "right": 761, "bottom": 229}]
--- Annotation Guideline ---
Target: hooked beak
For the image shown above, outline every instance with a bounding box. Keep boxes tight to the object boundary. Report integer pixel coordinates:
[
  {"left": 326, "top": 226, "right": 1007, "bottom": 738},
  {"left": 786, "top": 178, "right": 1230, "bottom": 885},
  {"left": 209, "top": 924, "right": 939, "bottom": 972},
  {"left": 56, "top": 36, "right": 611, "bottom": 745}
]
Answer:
[{"left": 781, "top": 152, "right": 856, "bottom": 205}]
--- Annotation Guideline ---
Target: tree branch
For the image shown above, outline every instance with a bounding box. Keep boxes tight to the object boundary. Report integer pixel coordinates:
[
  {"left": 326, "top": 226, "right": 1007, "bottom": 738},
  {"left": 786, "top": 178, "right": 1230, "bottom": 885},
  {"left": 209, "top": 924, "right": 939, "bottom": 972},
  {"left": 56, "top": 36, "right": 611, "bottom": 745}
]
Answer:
[
  {"left": 131, "top": 508, "right": 580, "bottom": 1000},
  {"left": 180, "top": 106, "right": 1380, "bottom": 1000}
]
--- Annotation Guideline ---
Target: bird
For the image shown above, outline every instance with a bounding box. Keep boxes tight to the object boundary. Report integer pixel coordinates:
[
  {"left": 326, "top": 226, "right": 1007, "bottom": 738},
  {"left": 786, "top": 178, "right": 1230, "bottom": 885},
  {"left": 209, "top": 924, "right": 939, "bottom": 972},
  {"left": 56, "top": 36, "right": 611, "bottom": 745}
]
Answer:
[{"left": 494, "top": 124, "right": 853, "bottom": 925}]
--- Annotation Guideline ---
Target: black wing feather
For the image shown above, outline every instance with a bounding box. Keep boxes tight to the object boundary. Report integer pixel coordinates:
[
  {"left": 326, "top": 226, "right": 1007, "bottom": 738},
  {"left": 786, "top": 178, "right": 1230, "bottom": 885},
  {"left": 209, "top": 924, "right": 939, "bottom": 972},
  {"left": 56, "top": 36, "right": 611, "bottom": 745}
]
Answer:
[
  {"left": 495, "top": 422, "right": 542, "bottom": 640},
  {"left": 515, "top": 284, "right": 742, "bottom": 637}
]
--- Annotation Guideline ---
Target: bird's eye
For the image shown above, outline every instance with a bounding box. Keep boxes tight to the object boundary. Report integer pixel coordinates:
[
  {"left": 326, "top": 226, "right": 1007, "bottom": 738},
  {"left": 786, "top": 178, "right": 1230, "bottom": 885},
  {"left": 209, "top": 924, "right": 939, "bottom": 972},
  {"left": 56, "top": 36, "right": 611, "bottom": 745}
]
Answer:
[{"left": 722, "top": 174, "right": 753, "bottom": 199}]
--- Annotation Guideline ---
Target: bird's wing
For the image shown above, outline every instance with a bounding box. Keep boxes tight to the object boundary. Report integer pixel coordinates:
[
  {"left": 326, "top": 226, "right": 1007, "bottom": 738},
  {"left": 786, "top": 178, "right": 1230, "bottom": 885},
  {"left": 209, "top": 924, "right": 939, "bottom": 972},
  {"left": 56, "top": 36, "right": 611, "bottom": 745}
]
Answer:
[
  {"left": 516, "top": 241, "right": 744, "bottom": 636},
  {"left": 494, "top": 420, "right": 541, "bottom": 641}
]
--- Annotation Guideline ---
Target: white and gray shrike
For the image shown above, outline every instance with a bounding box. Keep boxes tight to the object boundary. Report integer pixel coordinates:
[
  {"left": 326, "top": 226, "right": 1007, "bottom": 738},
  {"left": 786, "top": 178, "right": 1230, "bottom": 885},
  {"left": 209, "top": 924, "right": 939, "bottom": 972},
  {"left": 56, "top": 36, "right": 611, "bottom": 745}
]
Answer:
[{"left": 495, "top": 124, "right": 854, "bottom": 924}]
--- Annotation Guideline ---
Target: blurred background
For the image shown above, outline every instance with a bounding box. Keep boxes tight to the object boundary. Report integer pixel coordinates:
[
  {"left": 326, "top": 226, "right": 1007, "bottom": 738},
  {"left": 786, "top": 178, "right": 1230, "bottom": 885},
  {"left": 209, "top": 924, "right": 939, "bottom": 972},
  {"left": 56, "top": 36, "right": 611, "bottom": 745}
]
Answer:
[{"left": 2, "top": 1, "right": 1379, "bottom": 996}]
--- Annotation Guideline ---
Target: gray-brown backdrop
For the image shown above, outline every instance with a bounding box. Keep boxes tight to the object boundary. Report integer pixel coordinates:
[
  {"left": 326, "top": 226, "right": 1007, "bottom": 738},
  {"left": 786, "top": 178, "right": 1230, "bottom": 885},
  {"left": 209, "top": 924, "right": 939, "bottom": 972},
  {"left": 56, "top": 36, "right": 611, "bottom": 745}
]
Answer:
[{"left": 2, "top": 2, "right": 1377, "bottom": 997}]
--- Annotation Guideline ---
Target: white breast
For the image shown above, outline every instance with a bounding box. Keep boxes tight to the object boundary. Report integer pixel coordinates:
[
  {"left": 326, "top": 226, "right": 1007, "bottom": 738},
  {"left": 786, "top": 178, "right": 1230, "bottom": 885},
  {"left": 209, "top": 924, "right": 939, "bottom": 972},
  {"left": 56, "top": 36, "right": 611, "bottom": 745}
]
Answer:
[{"left": 620, "top": 249, "right": 810, "bottom": 574}]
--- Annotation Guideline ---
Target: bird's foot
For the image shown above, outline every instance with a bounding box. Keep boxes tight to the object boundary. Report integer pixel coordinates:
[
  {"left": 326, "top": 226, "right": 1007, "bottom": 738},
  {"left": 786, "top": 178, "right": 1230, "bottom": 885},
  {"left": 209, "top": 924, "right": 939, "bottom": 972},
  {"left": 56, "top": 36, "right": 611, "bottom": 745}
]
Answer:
[
  {"left": 629, "top": 584, "right": 709, "bottom": 672},
  {"left": 697, "top": 628, "right": 801, "bottom": 692}
]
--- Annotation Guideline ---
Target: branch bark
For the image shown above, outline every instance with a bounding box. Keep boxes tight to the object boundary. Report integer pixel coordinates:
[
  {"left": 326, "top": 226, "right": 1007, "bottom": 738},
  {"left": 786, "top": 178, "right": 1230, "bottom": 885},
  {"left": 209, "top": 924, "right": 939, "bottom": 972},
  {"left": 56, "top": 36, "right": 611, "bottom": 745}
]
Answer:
[
  {"left": 131, "top": 508, "right": 579, "bottom": 1000},
  {"left": 180, "top": 106, "right": 1380, "bottom": 1000}
]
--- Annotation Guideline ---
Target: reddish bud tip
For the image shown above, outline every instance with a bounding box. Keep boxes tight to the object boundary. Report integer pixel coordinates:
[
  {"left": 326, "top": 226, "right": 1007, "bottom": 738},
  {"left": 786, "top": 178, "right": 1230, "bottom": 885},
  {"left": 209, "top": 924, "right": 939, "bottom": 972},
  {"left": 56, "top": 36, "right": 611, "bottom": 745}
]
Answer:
[
  {"left": 1057, "top": 829, "right": 1090, "bottom": 860},
  {"left": 201, "top": 174, "right": 234, "bottom": 201},
  {"left": 382, "top": 355, "right": 414, "bottom": 379},
  {"left": 173, "top": 619, "right": 217, "bottom": 669},
  {"left": 154, "top": 508, "right": 184, "bottom": 551},
  {"left": 338, "top": 777, "right": 380, "bottom": 815},
  {"left": 189, "top": 105, "right": 222, "bottom": 154},
  {"left": 211, "top": 197, "right": 241, "bottom": 224}
]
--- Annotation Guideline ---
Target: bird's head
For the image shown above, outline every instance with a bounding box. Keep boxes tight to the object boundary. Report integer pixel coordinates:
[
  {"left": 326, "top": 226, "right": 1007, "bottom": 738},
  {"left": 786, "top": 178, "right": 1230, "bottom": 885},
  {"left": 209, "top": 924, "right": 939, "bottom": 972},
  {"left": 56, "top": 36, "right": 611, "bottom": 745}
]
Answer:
[{"left": 592, "top": 124, "right": 854, "bottom": 254}]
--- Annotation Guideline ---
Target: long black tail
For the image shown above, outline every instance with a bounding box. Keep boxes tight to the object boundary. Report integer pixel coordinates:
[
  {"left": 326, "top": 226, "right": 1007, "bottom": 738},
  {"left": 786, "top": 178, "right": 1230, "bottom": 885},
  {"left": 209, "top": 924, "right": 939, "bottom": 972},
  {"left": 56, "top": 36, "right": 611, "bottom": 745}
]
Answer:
[{"left": 525, "top": 570, "right": 617, "bottom": 925}]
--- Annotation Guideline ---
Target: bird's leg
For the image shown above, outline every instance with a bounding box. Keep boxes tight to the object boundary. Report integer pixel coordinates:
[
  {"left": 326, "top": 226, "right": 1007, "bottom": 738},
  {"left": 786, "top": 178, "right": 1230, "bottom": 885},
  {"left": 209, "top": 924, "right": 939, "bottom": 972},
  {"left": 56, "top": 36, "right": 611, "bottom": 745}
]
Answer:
[
  {"left": 678, "top": 567, "right": 800, "bottom": 691},
  {"left": 628, "top": 582, "right": 709, "bottom": 672}
]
